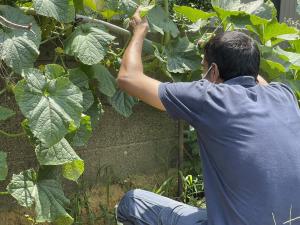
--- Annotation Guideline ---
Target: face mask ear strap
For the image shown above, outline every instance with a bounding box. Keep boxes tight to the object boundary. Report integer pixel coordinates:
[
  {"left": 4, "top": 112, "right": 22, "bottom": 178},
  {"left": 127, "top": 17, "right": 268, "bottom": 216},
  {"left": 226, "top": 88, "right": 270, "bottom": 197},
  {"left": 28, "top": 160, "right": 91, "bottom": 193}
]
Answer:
[{"left": 202, "top": 64, "right": 213, "bottom": 79}]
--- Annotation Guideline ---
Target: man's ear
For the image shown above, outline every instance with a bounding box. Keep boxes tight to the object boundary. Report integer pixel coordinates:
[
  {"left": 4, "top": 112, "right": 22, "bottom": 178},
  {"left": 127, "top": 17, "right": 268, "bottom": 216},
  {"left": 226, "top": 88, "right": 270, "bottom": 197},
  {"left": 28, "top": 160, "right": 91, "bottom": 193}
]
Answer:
[{"left": 211, "top": 63, "right": 220, "bottom": 83}]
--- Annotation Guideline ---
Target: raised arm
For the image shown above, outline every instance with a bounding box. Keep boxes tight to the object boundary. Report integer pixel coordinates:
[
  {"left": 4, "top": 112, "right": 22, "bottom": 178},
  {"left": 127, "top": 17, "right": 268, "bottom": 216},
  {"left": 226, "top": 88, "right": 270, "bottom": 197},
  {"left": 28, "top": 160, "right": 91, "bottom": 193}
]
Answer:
[{"left": 117, "top": 8, "right": 165, "bottom": 111}]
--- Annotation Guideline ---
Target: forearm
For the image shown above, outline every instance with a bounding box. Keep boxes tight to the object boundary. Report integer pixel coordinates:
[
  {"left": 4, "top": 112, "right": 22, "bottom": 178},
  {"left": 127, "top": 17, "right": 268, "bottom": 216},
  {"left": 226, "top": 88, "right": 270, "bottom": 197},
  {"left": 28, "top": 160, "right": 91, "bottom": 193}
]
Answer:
[
  {"left": 118, "top": 30, "right": 146, "bottom": 79},
  {"left": 116, "top": 8, "right": 165, "bottom": 111}
]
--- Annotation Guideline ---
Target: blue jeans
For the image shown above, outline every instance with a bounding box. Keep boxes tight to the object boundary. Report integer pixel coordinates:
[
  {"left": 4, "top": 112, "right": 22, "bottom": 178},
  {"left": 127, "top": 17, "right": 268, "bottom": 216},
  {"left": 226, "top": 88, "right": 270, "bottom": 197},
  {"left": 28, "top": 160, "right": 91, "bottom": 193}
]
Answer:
[{"left": 117, "top": 189, "right": 208, "bottom": 225}]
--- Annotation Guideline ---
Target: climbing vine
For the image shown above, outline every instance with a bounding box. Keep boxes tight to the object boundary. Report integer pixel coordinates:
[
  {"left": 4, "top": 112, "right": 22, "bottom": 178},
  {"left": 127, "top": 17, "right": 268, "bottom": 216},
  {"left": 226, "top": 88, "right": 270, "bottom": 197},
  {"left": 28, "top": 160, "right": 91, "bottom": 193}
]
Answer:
[{"left": 0, "top": 0, "right": 299, "bottom": 224}]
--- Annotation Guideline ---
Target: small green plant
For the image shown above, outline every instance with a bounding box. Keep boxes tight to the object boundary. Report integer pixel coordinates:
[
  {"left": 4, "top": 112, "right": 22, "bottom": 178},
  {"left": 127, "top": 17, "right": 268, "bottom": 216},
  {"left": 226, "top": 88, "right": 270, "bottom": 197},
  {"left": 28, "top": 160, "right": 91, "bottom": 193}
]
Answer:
[{"left": 179, "top": 172, "right": 205, "bottom": 208}]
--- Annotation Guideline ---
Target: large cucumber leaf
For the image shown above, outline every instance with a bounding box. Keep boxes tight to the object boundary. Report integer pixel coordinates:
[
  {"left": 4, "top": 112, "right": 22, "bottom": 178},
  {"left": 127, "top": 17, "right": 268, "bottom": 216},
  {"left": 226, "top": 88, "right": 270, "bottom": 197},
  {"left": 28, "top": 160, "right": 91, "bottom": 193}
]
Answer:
[
  {"left": 0, "top": 5, "right": 41, "bottom": 73},
  {"left": 33, "top": 0, "right": 75, "bottom": 23},
  {"left": 83, "top": 0, "right": 105, "bottom": 11},
  {"left": 213, "top": 0, "right": 276, "bottom": 28},
  {"left": 7, "top": 169, "right": 73, "bottom": 225},
  {"left": 68, "top": 67, "right": 94, "bottom": 111},
  {"left": 260, "top": 58, "right": 287, "bottom": 80},
  {"left": 147, "top": 6, "right": 180, "bottom": 38},
  {"left": 83, "top": 64, "right": 117, "bottom": 97},
  {"left": 262, "top": 21, "right": 299, "bottom": 44},
  {"left": 15, "top": 68, "right": 83, "bottom": 147},
  {"left": 166, "top": 37, "right": 201, "bottom": 73},
  {"left": 36, "top": 138, "right": 77, "bottom": 166},
  {"left": 35, "top": 138, "right": 84, "bottom": 181},
  {"left": 274, "top": 47, "right": 300, "bottom": 70},
  {"left": 0, "top": 151, "right": 8, "bottom": 181},
  {"left": 64, "top": 24, "right": 115, "bottom": 65},
  {"left": 109, "top": 90, "right": 138, "bottom": 117},
  {"left": 0, "top": 106, "right": 15, "bottom": 121},
  {"left": 211, "top": 0, "right": 241, "bottom": 10},
  {"left": 173, "top": 5, "right": 216, "bottom": 22}
]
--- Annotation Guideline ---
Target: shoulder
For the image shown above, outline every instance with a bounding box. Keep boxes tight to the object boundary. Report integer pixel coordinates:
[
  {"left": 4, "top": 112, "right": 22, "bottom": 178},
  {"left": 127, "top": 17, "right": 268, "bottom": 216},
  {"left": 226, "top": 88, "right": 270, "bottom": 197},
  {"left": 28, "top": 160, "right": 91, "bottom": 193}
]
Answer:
[
  {"left": 269, "top": 81, "right": 296, "bottom": 97},
  {"left": 268, "top": 82, "right": 298, "bottom": 104}
]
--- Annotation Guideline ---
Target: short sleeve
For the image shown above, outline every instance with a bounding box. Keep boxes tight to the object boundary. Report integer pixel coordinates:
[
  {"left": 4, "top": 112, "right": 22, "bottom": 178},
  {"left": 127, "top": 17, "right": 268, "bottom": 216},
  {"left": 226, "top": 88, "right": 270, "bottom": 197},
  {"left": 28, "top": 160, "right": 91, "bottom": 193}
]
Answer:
[{"left": 158, "top": 80, "right": 210, "bottom": 124}]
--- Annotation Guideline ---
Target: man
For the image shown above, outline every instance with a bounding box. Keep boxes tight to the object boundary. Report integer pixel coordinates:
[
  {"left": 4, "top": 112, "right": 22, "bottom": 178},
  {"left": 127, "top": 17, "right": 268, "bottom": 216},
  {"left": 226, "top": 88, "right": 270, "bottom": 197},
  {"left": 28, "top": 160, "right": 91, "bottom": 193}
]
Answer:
[{"left": 115, "top": 7, "right": 300, "bottom": 225}]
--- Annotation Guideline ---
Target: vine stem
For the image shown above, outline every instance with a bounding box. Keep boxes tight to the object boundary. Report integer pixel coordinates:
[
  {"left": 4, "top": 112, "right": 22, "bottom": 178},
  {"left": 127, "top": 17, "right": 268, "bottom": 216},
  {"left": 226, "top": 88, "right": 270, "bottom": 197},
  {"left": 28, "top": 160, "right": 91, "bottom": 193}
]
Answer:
[
  {"left": 0, "top": 129, "right": 25, "bottom": 138},
  {"left": 0, "top": 88, "right": 6, "bottom": 96},
  {"left": 0, "top": 191, "right": 9, "bottom": 196},
  {"left": 163, "top": 0, "right": 171, "bottom": 45},
  {"left": 0, "top": 15, "right": 32, "bottom": 30},
  {"left": 41, "top": 35, "right": 61, "bottom": 44},
  {"left": 59, "top": 56, "right": 67, "bottom": 70}
]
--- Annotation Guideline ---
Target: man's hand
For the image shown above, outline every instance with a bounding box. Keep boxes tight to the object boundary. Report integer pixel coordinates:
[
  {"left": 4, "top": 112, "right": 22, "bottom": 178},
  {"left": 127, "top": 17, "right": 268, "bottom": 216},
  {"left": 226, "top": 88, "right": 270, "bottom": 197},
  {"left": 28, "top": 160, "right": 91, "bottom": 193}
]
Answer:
[
  {"left": 257, "top": 75, "right": 268, "bottom": 85},
  {"left": 130, "top": 7, "right": 149, "bottom": 36}
]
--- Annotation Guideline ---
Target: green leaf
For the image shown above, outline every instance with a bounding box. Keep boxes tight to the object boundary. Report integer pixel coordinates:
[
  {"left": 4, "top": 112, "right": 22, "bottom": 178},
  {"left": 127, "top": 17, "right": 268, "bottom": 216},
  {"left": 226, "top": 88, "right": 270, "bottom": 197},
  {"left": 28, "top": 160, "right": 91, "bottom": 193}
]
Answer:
[
  {"left": 62, "top": 159, "right": 84, "bottom": 182},
  {"left": 101, "top": 9, "right": 120, "bottom": 20},
  {"left": 211, "top": 0, "right": 241, "bottom": 10},
  {"left": 242, "top": 0, "right": 276, "bottom": 22},
  {"left": 64, "top": 24, "right": 115, "bottom": 65},
  {"left": 33, "top": 0, "right": 75, "bottom": 23},
  {"left": 187, "top": 19, "right": 210, "bottom": 32},
  {"left": 45, "top": 64, "right": 66, "bottom": 79},
  {"left": 83, "top": 0, "right": 105, "bottom": 11},
  {"left": 140, "top": 5, "right": 155, "bottom": 17},
  {"left": 147, "top": 6, "right": 180, "bottom": 38},
  {"left": 173, "top": 5, "right": 216, "bottom": 22},
  {"left": 166, "top": 37, "right": 201, "bottom": 73},
  {"left": 7, "top": 169, "right": 74, "bottom": 225},
  {"left": 214, "top": 0, "right": 276, "bottom": 29},
  {"left": 68, "top": 67, "right": 94, "bottom": 111},
  {"left": 15, "top": 68, "right": 83, "bottom": 147},
  {"left": 35, "top": 138, "right": 84, "bottom": 181},
  {"left": 0, "top": 151, "right": 8, "bottom": 181},
  {"left": 109, "top": 90, "right": 138, "bottom": 117},
  {"left": 35, "top": 138, "right": 80, "bottom": 165},
  {"left": 66, "top": 115, "right": 92, "bottom": 147},
  {"left": 260, "top": 58, "right": 286, "bottom": 80},
  {"left": 0, "top": 106, "right": 15, "bottom": 121},
  {"left": 274, "top": 47, "right": 300, "bottom": 68},
  {"left": 0, "top": 5, "right": 41, "bottom": 73},
  {"left": 91, "top": 64, "right": 117, "bottom": 97},
  {"left": 82, "top": 90, "right": 94, "bottom": 111},
  {"left": 74, "top": 0, "right": 84, "bottom": 11},
  {"left": 289, "top": 39, "right": 300, "bottom": 53},
  {"left": 263, "top": 20, "right": 298, "bottom": 44},
  {"left": 68, "top": 67, "right": 90, "bottom": 89},
  {"left": 118, "top": 0, "right": 138, "bottom": 16}
]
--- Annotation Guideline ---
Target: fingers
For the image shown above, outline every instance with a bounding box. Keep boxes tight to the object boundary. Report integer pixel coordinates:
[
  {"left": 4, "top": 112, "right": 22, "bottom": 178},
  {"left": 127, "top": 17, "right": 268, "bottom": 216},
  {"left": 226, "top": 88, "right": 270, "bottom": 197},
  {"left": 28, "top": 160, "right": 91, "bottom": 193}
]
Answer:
[
  {"left": 133, "top": 6, "right": 142, "bottom": 18},
  {"left": 129, "top": 19, "right": 137, "bottom": 27}
]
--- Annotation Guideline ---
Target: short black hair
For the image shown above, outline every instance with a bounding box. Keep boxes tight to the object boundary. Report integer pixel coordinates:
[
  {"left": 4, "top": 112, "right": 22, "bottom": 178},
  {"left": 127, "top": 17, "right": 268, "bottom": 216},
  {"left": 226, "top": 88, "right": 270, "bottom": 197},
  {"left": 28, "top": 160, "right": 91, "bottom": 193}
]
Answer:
[{"left": 204, "top": 31, "right": 260, "bottom": 81}]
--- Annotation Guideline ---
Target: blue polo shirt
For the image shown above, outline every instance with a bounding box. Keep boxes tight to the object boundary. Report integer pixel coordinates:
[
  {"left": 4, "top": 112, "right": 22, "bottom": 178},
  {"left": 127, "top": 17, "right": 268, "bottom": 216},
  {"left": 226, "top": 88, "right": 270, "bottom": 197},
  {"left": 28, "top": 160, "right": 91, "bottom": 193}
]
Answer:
[{"left": 159, "top": 76, "right": 300, "bottom": 225}]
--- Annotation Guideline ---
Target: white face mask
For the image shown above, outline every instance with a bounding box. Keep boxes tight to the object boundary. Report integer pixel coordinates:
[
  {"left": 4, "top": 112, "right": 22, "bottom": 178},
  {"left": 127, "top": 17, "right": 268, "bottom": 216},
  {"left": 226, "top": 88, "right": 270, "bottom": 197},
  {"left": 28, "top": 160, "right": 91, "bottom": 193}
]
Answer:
[{"left": 201, "top": 64, "right": 213, "bottom": 79}]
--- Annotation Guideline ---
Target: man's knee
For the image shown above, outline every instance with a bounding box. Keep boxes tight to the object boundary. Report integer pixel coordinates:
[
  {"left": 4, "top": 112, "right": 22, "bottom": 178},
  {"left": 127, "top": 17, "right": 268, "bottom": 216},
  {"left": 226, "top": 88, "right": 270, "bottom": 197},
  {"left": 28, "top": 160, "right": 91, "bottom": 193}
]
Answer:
[{"left": 116, "top": 189, "right": 140, "bottom": 222}]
